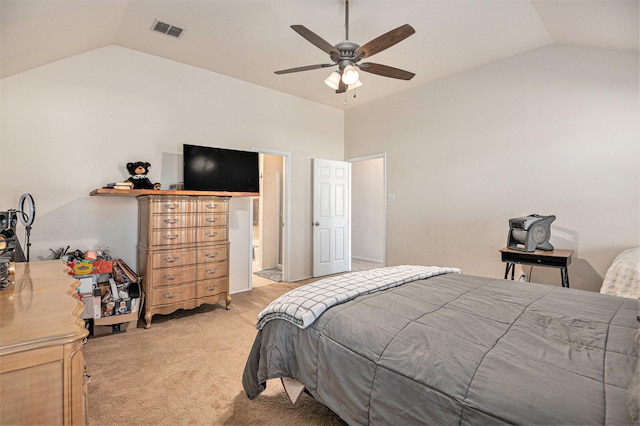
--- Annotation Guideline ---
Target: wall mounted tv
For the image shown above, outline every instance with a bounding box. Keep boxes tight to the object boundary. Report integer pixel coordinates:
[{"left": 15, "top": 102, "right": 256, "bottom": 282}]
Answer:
[{"left": 183, "top": 144, "right": 259, "bottom": 193}]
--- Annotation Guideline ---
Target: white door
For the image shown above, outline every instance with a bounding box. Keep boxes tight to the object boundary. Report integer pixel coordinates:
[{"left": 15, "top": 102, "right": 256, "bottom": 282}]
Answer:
[{"left": 313, "top": 159, "right": 351, "bottom": 277}]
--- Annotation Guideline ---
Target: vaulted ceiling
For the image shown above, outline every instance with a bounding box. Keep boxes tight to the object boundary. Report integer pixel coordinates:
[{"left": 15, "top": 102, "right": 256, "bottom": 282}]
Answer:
[{"left": 1, "top": 0, "right": 637, "bottom": 110}]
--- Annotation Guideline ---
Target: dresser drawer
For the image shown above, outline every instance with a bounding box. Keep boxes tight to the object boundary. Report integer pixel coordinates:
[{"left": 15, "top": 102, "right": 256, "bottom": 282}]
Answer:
[
  {"left": 152, "top": 283, "right": 197, "bottom": 306},
  {"left": 196, "top": 278, "right": 227, "bottom": 298},
  {"left": 198, "top": 199, "right": 228, "bottom": 213},
  {"left": 197, "top": 245, "right": 228, "bottom": 263},
  {"left": 196, "top": 227, "right": 227, "bottom": 243},
  {"left": 149, "top": 228, "right": 195, "bottom": 246},
  {"left": 138, "top": 194, "right": 232, "bottom": 329},
  {"left": 151, "top": 266, "right": 196, "bottom": 287},
  {"left": 151, "top": 248, "right": 197, "bottom": 269},
  {"left": 150, "top": 198, "right": 195, "bottom": 214},
  {"left": 151, "top": 214, "right": 196, "bottom": 230},
  {"left": 196, "top": 262, "right": 227, "bottom": 281},
  {"left": 196, "top": 213, "right": 227, "bottom": 227}
]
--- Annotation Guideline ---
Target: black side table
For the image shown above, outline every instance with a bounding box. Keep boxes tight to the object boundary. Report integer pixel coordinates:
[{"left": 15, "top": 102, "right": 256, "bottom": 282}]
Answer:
[{"left": 500, "top": 247, "right": 574, "bottom": 288}]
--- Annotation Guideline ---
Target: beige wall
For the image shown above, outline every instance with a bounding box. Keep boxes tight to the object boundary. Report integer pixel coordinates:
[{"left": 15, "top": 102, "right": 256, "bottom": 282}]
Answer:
[
  {"left": 0, "top": 45, "right": 344, "bottom": 281},
  {"left": 3, "top": 43, "right": 637, "bottom": 289},
  {"left": 345, "top": 45, "right": 639, "bottom": 291}
]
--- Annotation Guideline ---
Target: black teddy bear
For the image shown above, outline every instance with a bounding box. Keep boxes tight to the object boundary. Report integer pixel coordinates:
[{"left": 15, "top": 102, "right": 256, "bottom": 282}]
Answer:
[{"left": 126, "top": 162, "right": 161, "bottom": 190}]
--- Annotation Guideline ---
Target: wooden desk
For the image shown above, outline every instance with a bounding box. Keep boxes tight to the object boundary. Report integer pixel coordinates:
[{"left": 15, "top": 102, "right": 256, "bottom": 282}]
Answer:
[
  {"left": 500, "top": 247, "right": 574, "bottom": 288},
  {"left": 0, "top": 261, "right": 88, "bottom": 425}
]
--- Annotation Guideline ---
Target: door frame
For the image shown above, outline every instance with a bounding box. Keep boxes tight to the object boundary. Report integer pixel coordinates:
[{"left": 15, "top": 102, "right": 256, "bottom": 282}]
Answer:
[
  {"left": 347, "top": 153, "right": 387, "bottom": 267},
  {"left": 251, "top": 147, "right": 291, "bottom": 283}
]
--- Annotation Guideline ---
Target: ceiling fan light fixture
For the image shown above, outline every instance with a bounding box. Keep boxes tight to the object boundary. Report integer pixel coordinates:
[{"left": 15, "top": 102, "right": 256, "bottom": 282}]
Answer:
[
  {"left": 341, "top": 65, "right": 359, "bottom": 85},
  {"left": 346, "top": 79, "right": 363, "bottom": 91},
  {"left": 324, "top": 71, "right": 342, "bottom": 90}
]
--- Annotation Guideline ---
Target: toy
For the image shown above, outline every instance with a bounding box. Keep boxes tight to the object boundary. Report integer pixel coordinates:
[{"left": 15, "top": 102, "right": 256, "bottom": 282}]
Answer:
[{"left": 126, "top": 162, "right": 160, "bottom": 190}]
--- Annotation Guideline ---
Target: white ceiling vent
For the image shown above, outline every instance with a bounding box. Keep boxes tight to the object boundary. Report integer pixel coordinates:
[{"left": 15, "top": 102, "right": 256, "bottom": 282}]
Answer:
[{"left": 151, "top": 20, "right": 184, "bottom": 38}]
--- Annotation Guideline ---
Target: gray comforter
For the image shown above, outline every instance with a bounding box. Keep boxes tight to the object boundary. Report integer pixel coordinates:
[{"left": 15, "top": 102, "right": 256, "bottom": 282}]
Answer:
[{"left": 243, "top": 273, "right": 640, "bottom": 425}]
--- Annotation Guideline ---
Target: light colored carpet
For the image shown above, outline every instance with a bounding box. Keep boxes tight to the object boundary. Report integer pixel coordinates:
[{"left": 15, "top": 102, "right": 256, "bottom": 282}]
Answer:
[{"left": 84, "top": 280, "right": 346, "bottom": 426}]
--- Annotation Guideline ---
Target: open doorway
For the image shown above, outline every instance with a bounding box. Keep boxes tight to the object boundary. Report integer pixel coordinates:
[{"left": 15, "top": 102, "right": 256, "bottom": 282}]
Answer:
[
  {"left": 252, "top": 151, "right": 288, "bottom": 286},
  {"left": 349, "top": 154, "right": 386, "bottom": 271}
]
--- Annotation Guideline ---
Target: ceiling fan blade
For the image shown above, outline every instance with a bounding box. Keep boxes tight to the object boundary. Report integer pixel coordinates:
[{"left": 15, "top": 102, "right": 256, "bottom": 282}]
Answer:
[
  {"left": 291, "top": 25, "right": 340, "bottom": 58},
  {"left": 354, "top": 24, "right": 415, "bottom": 60},
  {"left": 358, "top": 63, "right": 415, "bottom": 80},
  {"left": 275, "top": 63, "right": 336, "bottom": 74},
  {"left": 336, "top": 80, "right": 347, "bottom": 94}
]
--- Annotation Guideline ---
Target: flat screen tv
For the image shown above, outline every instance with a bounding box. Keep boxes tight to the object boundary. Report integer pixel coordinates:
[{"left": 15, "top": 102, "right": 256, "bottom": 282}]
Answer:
[{"left": 183, "top": 144, "right": 259, "bottom": 193}]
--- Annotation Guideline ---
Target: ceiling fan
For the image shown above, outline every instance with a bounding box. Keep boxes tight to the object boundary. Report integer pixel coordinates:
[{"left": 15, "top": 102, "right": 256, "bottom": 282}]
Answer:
[{"left": 275, "top": 0, "right": 415, "bottom": 94}]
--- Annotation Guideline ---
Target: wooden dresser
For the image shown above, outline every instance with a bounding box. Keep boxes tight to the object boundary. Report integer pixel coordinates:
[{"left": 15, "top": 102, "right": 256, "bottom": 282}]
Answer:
[
  {"left": 137, "top": 195, "right": 231, "bottom": 328},
  {"left": 0, "top": 261, "right": 88, "bottom": 425}
]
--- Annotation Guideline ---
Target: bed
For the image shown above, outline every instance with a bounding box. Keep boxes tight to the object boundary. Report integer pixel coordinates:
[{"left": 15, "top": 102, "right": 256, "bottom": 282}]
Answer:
[{"left": 243, "top": 265, "right": 640, "bottom": 425}]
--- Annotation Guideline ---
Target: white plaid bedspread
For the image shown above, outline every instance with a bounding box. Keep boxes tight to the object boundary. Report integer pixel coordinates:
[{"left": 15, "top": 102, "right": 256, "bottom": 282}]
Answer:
[{"left": 256, "top": 265, "right": 461, "bottom": 330}]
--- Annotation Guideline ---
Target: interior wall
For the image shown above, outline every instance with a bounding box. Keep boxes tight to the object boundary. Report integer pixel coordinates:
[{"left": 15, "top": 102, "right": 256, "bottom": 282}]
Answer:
[
  {"left": 351, "top": 158, "right": 384, "bottom": 263},
  {"left": 0, "top": 45, "right": 344, "bottom": 282},
  {"left": 345, "top": 44, "right": 639, "bottom": 292}
]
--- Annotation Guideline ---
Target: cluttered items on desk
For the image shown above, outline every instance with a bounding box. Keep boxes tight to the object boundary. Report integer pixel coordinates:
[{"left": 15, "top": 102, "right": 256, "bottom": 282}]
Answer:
[{"left": 67, "top": 249, "right": 142, "bottom": 328}]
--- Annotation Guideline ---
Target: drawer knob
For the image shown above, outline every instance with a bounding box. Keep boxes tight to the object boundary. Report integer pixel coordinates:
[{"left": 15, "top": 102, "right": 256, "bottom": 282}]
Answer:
[
  {"left": 206, "top": 203, "right": 218, "bottom": 210},
  {"left": 164, "top": 234, "right": 179, "bottom": 240},
  {"left": 164, "top": 218, "right": 179, "bottom": 224},
  {"left": 163, "top": 274, "right": 179, "bottom": 280},
  {"left": 163, "top": 203, "right": 178, "bottom": 210},
  {"left": 164, "top": 256, "right": 179, "bottom": 263},
  {"left": 163, "top": 292, "right": 179, "bottom": 299},
  {"left": 205, "top": 285, "right": 219, "bottom": 292},
  {"left": 205, "top": 252, "right": 219, "bottom": 259},
  {"left": 206, "top": 217, "right": 218, "bottom": 223},
  {"left": 205, "top": 232, "right": 219, "bottom": 238},
  {"left": 206, "top": 268, "right": 219, "bottom": 275}
]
